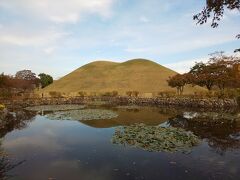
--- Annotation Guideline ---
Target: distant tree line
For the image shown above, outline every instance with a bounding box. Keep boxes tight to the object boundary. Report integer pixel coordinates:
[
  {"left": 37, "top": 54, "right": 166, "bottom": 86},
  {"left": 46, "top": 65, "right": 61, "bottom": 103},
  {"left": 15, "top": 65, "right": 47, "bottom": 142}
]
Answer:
[
  {"left": 168, "top": 52, "right": 240, "bottom": 95},
  {"left": 0, "top": 70, "right": 53, "bottom": 97}
]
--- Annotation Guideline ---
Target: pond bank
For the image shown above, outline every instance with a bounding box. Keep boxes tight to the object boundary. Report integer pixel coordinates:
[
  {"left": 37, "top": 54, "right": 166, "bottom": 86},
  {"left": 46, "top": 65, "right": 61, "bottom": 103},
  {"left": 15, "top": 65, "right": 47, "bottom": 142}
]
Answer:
[{"left": 0, "top": 96, "right": 238, "bottom": 109}]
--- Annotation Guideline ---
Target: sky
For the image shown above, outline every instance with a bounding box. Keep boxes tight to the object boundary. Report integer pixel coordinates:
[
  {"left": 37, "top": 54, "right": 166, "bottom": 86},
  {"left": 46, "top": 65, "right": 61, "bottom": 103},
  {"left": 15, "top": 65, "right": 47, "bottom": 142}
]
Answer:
[{"left": 0, "top": 0, "right": 239, "bottom": 79}]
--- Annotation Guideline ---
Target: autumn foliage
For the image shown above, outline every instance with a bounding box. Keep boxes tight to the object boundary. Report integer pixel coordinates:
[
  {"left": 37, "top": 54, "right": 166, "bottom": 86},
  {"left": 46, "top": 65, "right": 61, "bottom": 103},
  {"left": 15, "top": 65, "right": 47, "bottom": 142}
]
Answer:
[
  {"left": 167, "top": 74, "right": 188, "bottom": 95},
  {"left": 168, "top": 53, "right": 240, "bottom": 94},
  {"left": 0, "top": 70, "right": 39, "bottom": 90},
  {"left": 0, "top": 70, "right": 53, "bottom": 98}
]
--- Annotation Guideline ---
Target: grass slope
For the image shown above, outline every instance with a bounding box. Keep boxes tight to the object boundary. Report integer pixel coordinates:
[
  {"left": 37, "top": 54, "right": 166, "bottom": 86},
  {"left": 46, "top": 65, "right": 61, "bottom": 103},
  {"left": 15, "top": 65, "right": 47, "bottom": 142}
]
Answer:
[{"left": 43, "top": 59, "right": 202, "bottom": 95}]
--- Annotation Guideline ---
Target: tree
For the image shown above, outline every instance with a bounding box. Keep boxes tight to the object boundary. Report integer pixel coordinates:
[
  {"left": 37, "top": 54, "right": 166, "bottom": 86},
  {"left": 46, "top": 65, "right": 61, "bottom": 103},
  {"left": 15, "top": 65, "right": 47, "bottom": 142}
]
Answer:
[
  {"left": 208, "top": 52, "right": 240, "bottom": 90},
  {"left": 194, "top": 0, "right": 240, "bottom": 28},
  {"left": 189, "top": 62, "right": 215, "bottom": 91},
  {"left": 0, "top": 73, "right": 5, "bottom": 88},
  {"left": 234, "top": 35, "right": 240, "bottom": 53},
  {"left": 15, "top": 70, "right": 37, "bottom": 81},
  {"left": 15, "top": 70, "right": 39, "bottom": 89},
  {"left": 167, "top": 74, "right": 188, "bottom": 95},
  {"left": 193, "top": 0, "right": 240, "bottom": 52},
  {"left": 188, "top": 52, "right": 240, "bottom": 91},
  {"left": 38, "top": 73, "right": 53, "bottom": 88}
]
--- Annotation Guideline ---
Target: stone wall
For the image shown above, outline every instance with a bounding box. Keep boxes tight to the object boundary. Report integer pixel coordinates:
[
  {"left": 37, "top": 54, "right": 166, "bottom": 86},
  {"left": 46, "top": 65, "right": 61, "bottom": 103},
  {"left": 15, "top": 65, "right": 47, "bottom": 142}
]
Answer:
[
  {"left": 106, "top": 96, "right": 238, "bottom": 108},
  {"left": 0, "top": 96, "right": 238, "bottom": 109}
]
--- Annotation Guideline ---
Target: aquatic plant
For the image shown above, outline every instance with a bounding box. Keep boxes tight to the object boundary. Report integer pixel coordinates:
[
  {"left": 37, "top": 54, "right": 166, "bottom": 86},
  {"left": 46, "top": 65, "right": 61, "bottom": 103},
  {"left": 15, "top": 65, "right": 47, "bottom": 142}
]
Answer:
[
  {"left": 111, "top": 123, "right": 200, "bottom": 153},
  {"left": 25, "top": 105, "right": 85, "bottom": 112},
  {"left": 116, "top": 105, "right": 141, "bottom": 110},
  {"left": 86, "top": 101, "right": 108, "bottom": 106},
  {"left": 46, "top": 109, "right": 118, "bottom": 121}
]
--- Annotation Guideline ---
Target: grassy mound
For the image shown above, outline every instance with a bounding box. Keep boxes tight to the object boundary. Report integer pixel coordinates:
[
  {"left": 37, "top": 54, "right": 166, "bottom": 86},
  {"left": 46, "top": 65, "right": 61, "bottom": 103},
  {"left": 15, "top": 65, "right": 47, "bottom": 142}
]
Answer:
[{"left": 42, "top": 59, "right": 203, "bottom": 95}]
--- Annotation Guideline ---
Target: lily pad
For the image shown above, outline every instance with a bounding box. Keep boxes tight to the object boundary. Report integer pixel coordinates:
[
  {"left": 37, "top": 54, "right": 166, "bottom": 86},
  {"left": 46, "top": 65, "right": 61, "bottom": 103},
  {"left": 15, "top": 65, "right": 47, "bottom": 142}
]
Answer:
[
  {"left": 111, "top": 123, "right": 200, "bottom": 153},
  {"left": 87, "top": 101, "right": 109, "bottom": 106},
  {"left": 25, "top": 105, "right": 85, "bottom": 112},
  {"left": 116, "top": 105, "right": 141, "bottom": 110},
  {"left": 46, "top": 109, "right": 118, "bottom": 121}
]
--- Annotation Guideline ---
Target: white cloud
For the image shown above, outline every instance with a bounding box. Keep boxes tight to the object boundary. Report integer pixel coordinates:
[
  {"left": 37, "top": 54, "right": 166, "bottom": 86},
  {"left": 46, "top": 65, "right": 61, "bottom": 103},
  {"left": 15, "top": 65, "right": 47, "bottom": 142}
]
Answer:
[
  {"left": 0, "top": 0, "right": 238, "bottom": 79},
  {"left": 125, "top": 47, "right": 150, "bottom": 53},
  {"left": 44, "top": 47, "right": 56, "bottom": 54},
  {"left": 124, "top": 33, "right": 235, "bottom": 56},
  {"left": 164, "top": 51, "right": 239, "bottom": 73},
  {"left": 139, "top": 16, "right": 150, "bottom": 23},
  {"left": 164, "top": 57, "right": 209, "bottom": 73},
  {"left": 226, "top": 9, "right": 240, "bottom": 16},
  {"left": 0, "top": 0, "right": 115, "bottom": 23},
  {"left": 0, "top": 26, "right": 69, "bottom": 46}
]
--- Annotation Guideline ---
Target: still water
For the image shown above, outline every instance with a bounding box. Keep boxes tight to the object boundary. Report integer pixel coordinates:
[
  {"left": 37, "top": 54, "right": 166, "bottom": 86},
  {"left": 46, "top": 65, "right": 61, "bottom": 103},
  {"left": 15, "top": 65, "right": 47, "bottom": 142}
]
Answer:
[{"left": 1, "top": 105, "right": 240, "bottom": 180}]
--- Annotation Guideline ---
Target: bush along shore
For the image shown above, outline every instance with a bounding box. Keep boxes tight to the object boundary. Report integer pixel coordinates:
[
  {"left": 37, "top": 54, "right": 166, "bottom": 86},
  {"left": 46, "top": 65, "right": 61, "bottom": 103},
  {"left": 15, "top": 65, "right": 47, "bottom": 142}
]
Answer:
[{"left": 0, "top": 96, "right": 239, "bottom": 109}]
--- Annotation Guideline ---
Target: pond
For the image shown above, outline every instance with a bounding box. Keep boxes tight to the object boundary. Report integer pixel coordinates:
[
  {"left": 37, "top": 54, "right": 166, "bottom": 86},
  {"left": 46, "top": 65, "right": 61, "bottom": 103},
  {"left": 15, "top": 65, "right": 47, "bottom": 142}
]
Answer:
[{"left": 0, "top": 105, "right": 240, "bottom": 180}]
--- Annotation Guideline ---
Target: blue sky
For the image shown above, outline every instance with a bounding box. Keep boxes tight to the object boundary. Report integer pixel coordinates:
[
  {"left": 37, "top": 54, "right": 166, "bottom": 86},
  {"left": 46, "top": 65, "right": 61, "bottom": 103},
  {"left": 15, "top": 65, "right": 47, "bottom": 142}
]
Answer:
[{"left": 0, "top": 0, "right": 239, "bottom": 79}]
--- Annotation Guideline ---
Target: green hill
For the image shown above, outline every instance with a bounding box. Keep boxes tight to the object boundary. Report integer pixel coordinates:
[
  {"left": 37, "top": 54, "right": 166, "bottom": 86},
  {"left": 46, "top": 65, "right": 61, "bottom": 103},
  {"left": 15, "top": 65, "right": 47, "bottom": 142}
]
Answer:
[{"left": 42, "top": 59, "right": 203, "bottom": 96}]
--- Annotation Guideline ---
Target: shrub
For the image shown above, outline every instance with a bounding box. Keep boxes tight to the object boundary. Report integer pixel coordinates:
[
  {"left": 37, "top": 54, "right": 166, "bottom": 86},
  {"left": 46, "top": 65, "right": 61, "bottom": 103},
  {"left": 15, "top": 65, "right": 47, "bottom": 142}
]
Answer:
[
  {"left": 102, "top": 92, "right": 111, "bottom": 97},
  {"left": 90, "top": 92, "right": 97, "bottom": 96},
  {"left": 101, "top": 91, "right": 119, "bottom": 97},
  {"left": 112, "top": 91, "right": 118, "bottom": 97},
  {"left": 205, "top": 91, "right": 215, "bottom": 98},
  {"left": 192, "top": 89, "right": 240, "bottom": 99},
  {"left": 126, "top": 91, "right": 132, "bottom": 97},
  {"left": 0, "top": 88, "right": 12, "bottom": 98},
  {"left": 212, "top": 89, "right": 240, "bottom": 99},
  {"left": 49, "top": 91, "right": 62, "bottom": 98},
  {"left": 132, "top": 91, "right": 139, "bottom": 97},
  {"left": 158, "top": 91, "right": 176, "bottom": 98},
  {"left": 78, "top": 91, "right": 87, "bottom": 97},
  {"left": 236, "top": 96, "right": 240, "bottom": 106},
  {"left": 0, "top": 104, "right": 5, "bottom": 110},
  {"left": 126, "top": 91, "right": 139, "bottom": 97}
]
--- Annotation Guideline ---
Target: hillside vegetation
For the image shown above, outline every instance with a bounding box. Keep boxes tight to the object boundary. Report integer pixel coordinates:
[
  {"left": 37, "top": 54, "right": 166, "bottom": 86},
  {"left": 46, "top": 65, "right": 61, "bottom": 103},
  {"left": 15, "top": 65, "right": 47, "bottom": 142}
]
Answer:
[{"left": 42, "top": 59, "right": 203, "bottom": 95}]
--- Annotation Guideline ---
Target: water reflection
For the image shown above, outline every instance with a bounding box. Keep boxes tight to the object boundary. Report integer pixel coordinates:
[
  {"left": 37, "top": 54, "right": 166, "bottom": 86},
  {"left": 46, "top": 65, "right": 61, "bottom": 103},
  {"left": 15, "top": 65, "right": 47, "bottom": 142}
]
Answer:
[
  {"left": 168, "top": 113, "right": 240, "bottom": 154},
  {"left": 0, "top": 110, "right": 35, "bottom": 179},
  {"left": 80, "top": 107, "right": 173, "bottom": 128},
  {"left": 0, "top": 106, "right": 240, "bottom": 180},
  {"left": 0, "top": 154, "right": 25, "bottom": 180},
  {"left": 79, "top": 106, "right": 240, "bottom": 154},
  {"left": 0, "top": 110, "right": 35, "bottom": 137}
]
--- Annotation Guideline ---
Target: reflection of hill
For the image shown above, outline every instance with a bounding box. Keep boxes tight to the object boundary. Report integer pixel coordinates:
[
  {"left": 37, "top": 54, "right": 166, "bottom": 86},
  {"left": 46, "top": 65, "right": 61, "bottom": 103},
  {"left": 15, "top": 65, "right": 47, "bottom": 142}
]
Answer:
[
  {"left": 80, "top": 108, "right": 174, "bottom": 128},
  {"left": 111, "top": 123, "right": 200, "bottom": 153}
]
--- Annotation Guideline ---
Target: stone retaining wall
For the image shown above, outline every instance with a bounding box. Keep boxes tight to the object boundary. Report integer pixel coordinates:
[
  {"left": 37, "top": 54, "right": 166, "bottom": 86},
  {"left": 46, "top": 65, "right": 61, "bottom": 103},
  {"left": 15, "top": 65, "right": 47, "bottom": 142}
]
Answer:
[{"left": 0, "top": 96, "right": 238, "bottom": 109}]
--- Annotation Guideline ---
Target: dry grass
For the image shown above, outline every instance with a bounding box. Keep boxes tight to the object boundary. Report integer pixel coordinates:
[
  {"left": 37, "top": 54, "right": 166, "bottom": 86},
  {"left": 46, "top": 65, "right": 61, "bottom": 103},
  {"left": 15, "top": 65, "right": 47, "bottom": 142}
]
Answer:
[{"left": 42, "top": 58, "right": 205, "bottom": 95}]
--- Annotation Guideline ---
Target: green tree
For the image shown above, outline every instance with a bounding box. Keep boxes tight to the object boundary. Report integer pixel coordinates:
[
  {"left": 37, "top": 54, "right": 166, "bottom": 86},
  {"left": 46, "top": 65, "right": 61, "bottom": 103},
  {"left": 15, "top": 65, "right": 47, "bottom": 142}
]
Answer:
[{"left": 38, "top": 73, "right": 53, "bottom": 88}]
